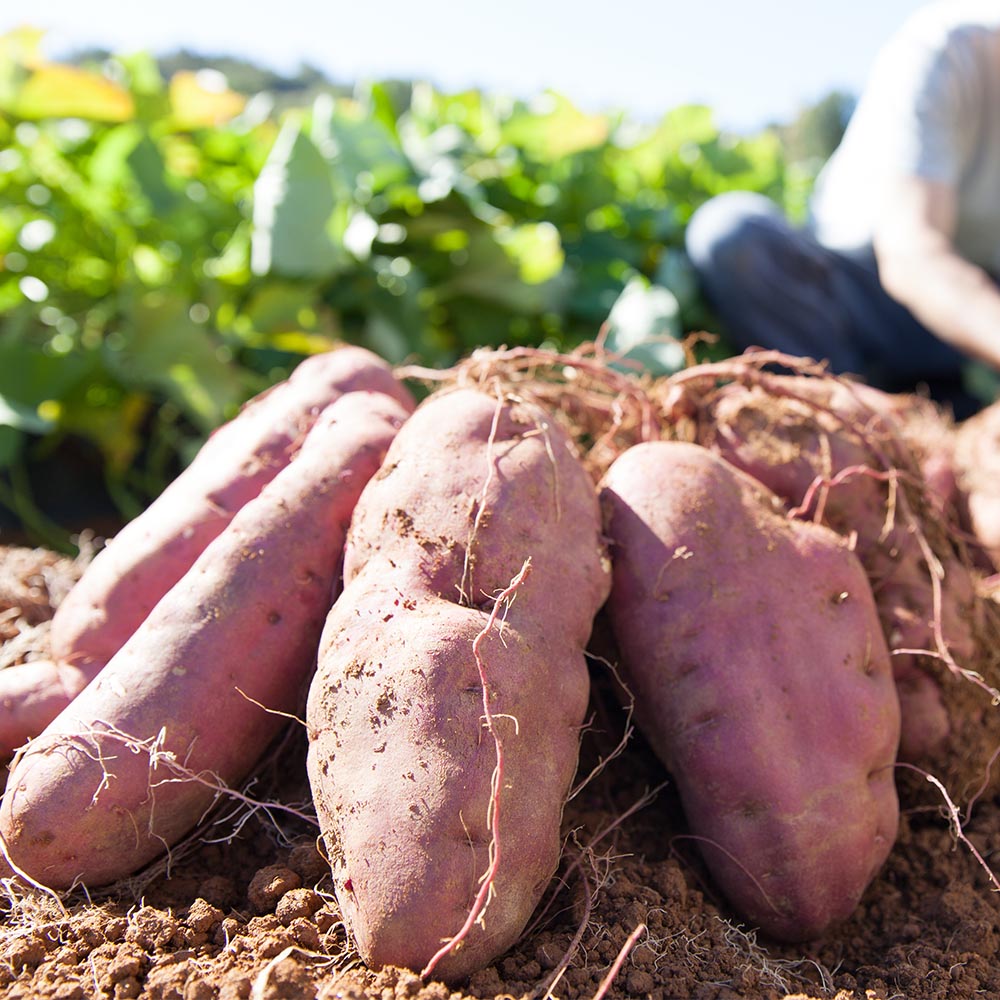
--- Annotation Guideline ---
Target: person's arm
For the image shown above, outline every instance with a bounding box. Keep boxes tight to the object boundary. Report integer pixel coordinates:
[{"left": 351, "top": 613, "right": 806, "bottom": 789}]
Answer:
[{"left": 873, "top": 174, "right": 1000, "bottom": 369}]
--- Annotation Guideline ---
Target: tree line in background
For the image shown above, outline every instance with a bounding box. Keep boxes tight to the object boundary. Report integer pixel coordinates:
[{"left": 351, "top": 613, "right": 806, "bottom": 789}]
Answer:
[{"left": 0, "top": 30, "right": 854, "bottom": 548}]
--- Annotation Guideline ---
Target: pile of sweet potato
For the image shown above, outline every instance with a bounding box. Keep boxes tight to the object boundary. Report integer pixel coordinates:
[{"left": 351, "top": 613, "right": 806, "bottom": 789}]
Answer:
[{"left": 1, "top": 344, "right": 999, "bottom": 984}]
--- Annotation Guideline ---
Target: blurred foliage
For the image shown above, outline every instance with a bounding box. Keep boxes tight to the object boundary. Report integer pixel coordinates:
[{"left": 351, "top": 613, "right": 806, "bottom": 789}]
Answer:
[
  {"left": 0, "top": 28, "right": 819, "bottom": 548},
  {"left": 771, "top": 89, "right": 855, "bottom": 169},
  {"left": 70, "top": 45, "right": 355, "bottom": 113}
]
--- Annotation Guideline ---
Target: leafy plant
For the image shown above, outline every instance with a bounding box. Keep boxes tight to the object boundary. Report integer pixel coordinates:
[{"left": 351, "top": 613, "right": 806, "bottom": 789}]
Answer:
[{"left": 0, "top": 30, "right": 804, "bottom": 547}]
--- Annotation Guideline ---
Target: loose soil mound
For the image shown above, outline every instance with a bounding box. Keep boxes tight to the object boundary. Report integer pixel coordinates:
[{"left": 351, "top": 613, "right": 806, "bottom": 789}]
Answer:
[{"left": 0, "top": 544, "right": 998, "bottom": 1000}]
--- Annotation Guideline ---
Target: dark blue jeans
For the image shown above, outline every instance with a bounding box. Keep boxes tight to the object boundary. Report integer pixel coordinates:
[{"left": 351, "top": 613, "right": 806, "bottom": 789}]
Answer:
[{"left": 684, "top": 192, "right": 972, "bottom": 407}]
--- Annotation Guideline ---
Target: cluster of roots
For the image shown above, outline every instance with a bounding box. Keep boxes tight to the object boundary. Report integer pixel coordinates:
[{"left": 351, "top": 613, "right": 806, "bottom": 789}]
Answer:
[{"left": 406, "top": 345, "right": 1000, "bottom": 816}]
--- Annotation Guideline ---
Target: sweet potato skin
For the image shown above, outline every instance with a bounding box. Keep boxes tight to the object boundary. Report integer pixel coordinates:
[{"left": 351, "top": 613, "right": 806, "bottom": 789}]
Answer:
[
  {"left": 306, "top": 388, "right": 611, "bottom": 982},
  {"left": 695, "top": 377, "right": 979, "bottom": 767},
  {"left": 954, "top": 399, "right": 1000, "bottom": 570},
  {"left": 602, "top": 440, "right": 900, "bottom": 941},
  {"left": 0, "top": 347, "right": 412, "bottom": 760},
  {"left": 0, "top": 391, "right": 410, "bottom": 890},
  {"left": 49, "top": 345, "right": 413, "bottom": 677}
]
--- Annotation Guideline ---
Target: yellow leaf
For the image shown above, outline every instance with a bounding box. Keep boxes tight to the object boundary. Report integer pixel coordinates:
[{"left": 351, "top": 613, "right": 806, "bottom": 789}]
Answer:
[
  {"left": 0, "top": 26, "right": 46, "bottom": 70},
  {"left": 169, "top": 70, "right": 245, "bottom": 128},
  {"left": 15, "top": 64, "right": 134, "bottom": 121},
  {"left": 267, "top": 331, "right": 342, "bottom": 355}
]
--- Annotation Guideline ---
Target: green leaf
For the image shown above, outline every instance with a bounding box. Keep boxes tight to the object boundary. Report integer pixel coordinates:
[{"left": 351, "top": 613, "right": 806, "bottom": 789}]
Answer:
[
  {"left": 501, "top": 92, "right": 610, "bottom": 160},
  {"left": 204, "top": 223, "right": 252, "bottom": 285},
  {"left": 115, "top": 51, "right": 171, "bottom": 124},
  {"left": 496, "top": 222, "right": 564, "bottom": 284},
  {"left": 243, "top": 281, "right": 320, "bottom": 334},
  {"left": 362, "top": 80, "right": 406, "bottom": 139},
  {"left": 312, "top": 97, "right": 411, "bottom": 196},
  {"left": 435, "top": 227, "right": 570, "bottom": 314},
  {"left": 57, "top": 386, "right": 150, "bottom": 475},
  {"left": 131, "top": 244, "right": 173, "bottom": 286},
  {"left": 111, "top": 290, "right": 248, "bottom": 431},
  {"left": 0, "top": 426, "right": 22, "bottom": 470},
  {"left": 0, "top": 341, "right": 95, "bottom": 407},
  {"left": 251, "top": 118, "right": 348, "bottom": 278},
  {"left": 364, "top": 311, "right": 411, "bottom": 364},
  {"left": 621, "top": 105, "right": 720, "bottom": 188},
  {"left": 602, "top": 277, "right": 685, "bottom": 377},
  {"left": 653, "top": 247, "right": 701, "bottom": 315},
  {"left": 407, "top": 83, "right": 501, "bottom": 151},
  {"left": 127, "top": 131, "right": 177, "bottom": 214},
  {"left": 0, "top": 393, "right": 52, "bottom": 434},
  {"left": 88, "top": 122, "right": 143, "bottom": 189}
]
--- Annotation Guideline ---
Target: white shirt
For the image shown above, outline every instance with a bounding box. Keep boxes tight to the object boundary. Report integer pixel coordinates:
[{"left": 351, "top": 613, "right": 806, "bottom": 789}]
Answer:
[{"left": 810, "top": 1, "right": 1000, "bottom": 275}]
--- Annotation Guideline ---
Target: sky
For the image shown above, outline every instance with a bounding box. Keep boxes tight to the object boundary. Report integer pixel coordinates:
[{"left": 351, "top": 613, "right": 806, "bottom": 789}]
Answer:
[{"left": 15, "top": 0, "right": 930, "bottom": 132}]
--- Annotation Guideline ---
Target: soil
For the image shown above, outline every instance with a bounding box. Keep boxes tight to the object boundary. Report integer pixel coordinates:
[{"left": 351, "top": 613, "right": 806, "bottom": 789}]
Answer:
[{"left": 1, "top": 544, "right": 999, "bottom": 1000}]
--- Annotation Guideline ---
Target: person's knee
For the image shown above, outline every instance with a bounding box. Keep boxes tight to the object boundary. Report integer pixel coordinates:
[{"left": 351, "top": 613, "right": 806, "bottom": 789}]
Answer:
[{"left": 685, "top": 191, "right": 786, "bottom": 278}]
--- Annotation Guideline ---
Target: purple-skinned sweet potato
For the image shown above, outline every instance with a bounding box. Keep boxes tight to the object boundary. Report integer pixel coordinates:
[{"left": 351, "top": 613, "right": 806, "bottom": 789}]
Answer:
[
  {"left": 675, "top": 372, "right": 992, "bottom": 787},
  {"left": 0, "top": 390, "right": 410, "bottom": 890},
  {"left": 602, "top": 440, "right": 900, "bottom": 942},
  {"left": 0, "top": 346, "right": 413, "bottom": 758},
  {"left": 306, "top": 387, "right": 611, "bottom": 982},
  {"left": 954, "top": 398, "right": 1000, "bottom": 571}
]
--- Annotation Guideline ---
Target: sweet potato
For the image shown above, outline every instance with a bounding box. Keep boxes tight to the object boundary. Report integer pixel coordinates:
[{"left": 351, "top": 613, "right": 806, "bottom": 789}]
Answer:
[
  {"left": 0, "top": 390, "right": 410, "bottom": 889},
  {"left": 602, "top": 440, "right": 900, "bottom": 941},
  {"left": 954, "top": 398, "right": 1000, "bottom": 571},
  {"left": 676, "top": 372, "right": 992, "bottom": 785},
  {"left": 306, "top": 387, "right": 611, "bottom": 982},
  {"left": 0, "top": 346, "right": 413, "bottom": 757}
]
